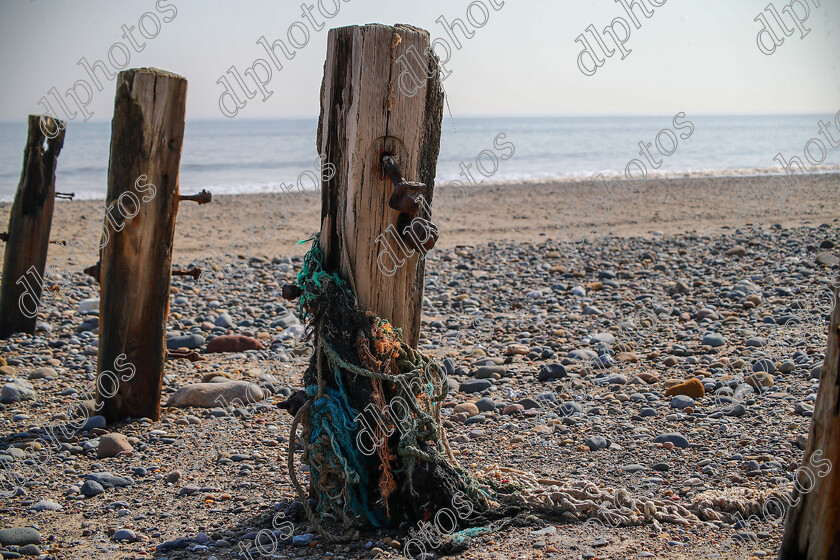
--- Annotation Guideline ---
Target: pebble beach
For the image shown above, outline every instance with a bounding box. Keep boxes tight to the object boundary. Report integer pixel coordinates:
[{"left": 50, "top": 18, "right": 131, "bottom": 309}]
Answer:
[{"left": 1, "top": 171, "right": 839, "bottom": 559}]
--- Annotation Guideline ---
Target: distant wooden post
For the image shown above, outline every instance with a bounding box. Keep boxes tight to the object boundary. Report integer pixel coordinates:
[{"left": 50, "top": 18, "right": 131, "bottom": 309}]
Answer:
[
  {"left": 307, "top": 23, "right": 484, "bottom": 526},
  {"left": 0, "top": 115, "right": 65, "bottom": 339},
  {"left": 780, "top": 287, "right": 840, "bottom": 559},
  {"left": 97, "top": 68, "right": 187, "bottom": 423}
]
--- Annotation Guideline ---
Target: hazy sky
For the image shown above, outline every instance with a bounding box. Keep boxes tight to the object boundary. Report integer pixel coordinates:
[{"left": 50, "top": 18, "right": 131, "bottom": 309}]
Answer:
[{"left": 1, "top": 0, "right": 838, "bottom": 123}]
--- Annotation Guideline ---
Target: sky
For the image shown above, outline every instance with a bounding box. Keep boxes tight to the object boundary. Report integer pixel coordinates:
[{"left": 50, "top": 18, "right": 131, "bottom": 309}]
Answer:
[{"left": 0, "top": 0, "right": 838, "bottom": 123}]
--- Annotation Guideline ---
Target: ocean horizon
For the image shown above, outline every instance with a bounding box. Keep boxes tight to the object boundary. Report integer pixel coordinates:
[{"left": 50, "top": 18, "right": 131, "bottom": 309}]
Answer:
[{"left": 1, "top": 113, "right": 838, "bottom": 201}]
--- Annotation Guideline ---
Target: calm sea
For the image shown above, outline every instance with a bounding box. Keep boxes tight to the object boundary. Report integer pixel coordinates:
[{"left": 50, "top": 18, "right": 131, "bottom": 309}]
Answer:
[{"left": 0, "top": 114, "right": 837, "bottom": 201}]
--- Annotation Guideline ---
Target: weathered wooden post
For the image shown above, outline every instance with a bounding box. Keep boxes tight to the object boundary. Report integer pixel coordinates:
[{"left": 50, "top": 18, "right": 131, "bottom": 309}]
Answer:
[
  {"left": 0, "top": 115, "right": 65, "bottom": 339},
  {"left": 779, "top": 286, "right": 840, "bottom": 559},
  {"left": 285, "top": 24, "right": 486, "bottom": 541},
  {"left": 96, "top": 68, "right": 187, "bottom": 423}
]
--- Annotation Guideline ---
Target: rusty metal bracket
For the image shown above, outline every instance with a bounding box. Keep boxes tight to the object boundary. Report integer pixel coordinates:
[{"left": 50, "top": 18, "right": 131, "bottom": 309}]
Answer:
[
  {"left": 166, "top": 349, "right": 205, "bottom": 362},
  {"left": 180, "top": 189, "right": 212, "bottom": 205},
  {"left": 380, "top": 153, "right": 438, "bottom": 253},
  {"left": 382, "top": 154, "right": 425, "bottom": 215},
  {"left": 172, "top": 267, "right": 202, "bottom": 281}
]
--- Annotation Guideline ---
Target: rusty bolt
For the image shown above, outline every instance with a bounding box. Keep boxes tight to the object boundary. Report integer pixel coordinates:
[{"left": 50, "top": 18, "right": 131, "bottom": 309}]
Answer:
[
  {"left": 382, "top": 154, "right": 426, "bottom": 215},
  {"left": 172, "top": 267, "right": 202, "bottom": 281},
  {"left": 396, "top": 212, "right": 438, "bottom": 253},
  {"left": 180, "top": 189, "right": 212, "bottom": 205}
]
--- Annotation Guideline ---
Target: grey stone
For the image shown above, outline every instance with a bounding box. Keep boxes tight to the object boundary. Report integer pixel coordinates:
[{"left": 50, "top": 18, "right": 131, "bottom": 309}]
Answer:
[
  {"left": 19, "top": 543, "right": 40, "bottom": 556},
  {"left": 670, "top": 395, "right": 695, "bottom": 409},
  {"left": 0, "top": 380, "right": 36, "bottom": 403},
  {"left": 28, "top": 500, "right": 62, "bottom": 512},
  {"left": 585, "top": 436, "right": 609, "bottom": 450},
  {"left": 87, "top": 472, "right": 134, "bottom": 488},
  {"left": 702, "top": 333, "right": 726, "bottom": 347},
  {"left": 474, "top": 365, "right": 505, "bottom": 379},
  {"left": 80, "top": 480, "right": 105, "bottom": 497},
  {"left": 459, "top": 379, "right": 492, "bottom": 393},
  {"left": 475, "top": 397, "right": 496, "bottom": 412},
  {"left": 27, "top": 367, "right": 56, "bottom": 380},
  {"left": 165, "top": 381, "right": 265, "bottom": 408},
  {"left": 113, "top": 529, "right": 136, "bottom": 542},
  {"left": 816, "top": 252, "right": 839, "bottom": 266},
  {"left": 752, "top": 359, "right": 776, "bottom": 374},
  {"left": 166, "top": 333, "right": 205, "bottom": 350},
  {"left": 537, "top": 363, "right": 566, "bottom": 381},
  {"left": 653, "top": 433, "right": 690, "bottom": 448},
  {"left": 81, "top": 415, "right": 107, "bottom": 430},
  {"left": 724, "top": 404, "right": 747, "bottom": 417},
  {"left": 0, "top": 527, "right": 41, "bottom": 546}
]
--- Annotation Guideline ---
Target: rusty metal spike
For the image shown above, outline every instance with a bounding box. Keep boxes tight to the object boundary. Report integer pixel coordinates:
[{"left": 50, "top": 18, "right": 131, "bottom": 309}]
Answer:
[
  {"left": 172, "top": 267, "right": 202, "bottom": 281},
  {"left": 382, "top": 154, "right": 425, "bottom": 215},
  {"left": 180, "top": 189, "right": 212, "bottom": 205}
]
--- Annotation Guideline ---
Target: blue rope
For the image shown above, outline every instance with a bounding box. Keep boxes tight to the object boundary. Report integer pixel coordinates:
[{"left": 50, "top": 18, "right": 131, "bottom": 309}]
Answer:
[{"left": 306, "top": 368, "right": 388, "bottom": 527}]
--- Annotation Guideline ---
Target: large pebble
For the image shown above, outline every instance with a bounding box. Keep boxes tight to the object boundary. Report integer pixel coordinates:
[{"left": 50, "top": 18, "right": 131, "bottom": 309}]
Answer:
[
  {"left": 653, "top": 433, "right": 690, "bottom": 448},
  {"left": 166, "top": 333, "right": 206, "bottom": 350},
  {"left": 97, "top": 433, "right": 133, "bottom": 458},
  {"left": 166, "top": 381, "right": 264, "bottom": 408},
  {"left": 664, "top": 378, "right": 705, "bottom": 399},
  {"left": 459, "top": 379, "right": 491, "bottom": 393},
  {"left": 537, "top": 363, "right": 566, "bottom": 381},
  {"left": 0, "top": 380, "right": 36, "bottom": 403},
  {"left": 0, "top": 527, "right": 41, "bottom": 546},
  {"left": 206, "top": 335, "right": 264, "bottom": 353}
]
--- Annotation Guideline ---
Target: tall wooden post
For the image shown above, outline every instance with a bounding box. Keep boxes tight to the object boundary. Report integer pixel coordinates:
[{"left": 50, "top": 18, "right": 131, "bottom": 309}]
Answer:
[
  {"left": 317, "top": 24, "right": 442, "bottom": 343},
  {"left": 0, "top": 116, "right": 65, "bottom": 339},
  {"left": 307, "top": 23, "right": 483, "bottom": 528},
  {"left": 97, "top": 68, "right": 187, "bottom": 423},
  {"left": 780, "top": 287, "right": 840, "bottom": 559}
]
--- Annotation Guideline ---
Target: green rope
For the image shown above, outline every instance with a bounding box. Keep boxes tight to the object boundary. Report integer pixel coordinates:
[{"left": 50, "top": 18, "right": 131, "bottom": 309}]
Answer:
[{"left": 292, "top": 235, "right": 489, "bottom": 531}]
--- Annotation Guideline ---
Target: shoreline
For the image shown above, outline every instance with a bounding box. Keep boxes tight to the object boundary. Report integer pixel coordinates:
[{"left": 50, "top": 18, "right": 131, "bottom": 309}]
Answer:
[{"left": 1, "top": 171, "right": 838, "bottom": 267}]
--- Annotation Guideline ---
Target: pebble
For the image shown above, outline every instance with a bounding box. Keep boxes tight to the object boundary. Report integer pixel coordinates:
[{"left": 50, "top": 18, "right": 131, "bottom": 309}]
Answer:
[
  {"left": 584, "top": 436, "right": 609, "bottom": 451},
  {"left": 165, "top": 333, "right": 205, "bottom": 350},
  {"left": 80, "top": 480, "right": 105, "bottom": 497},
  {"left": 165, "top": 381, "right": 264, "bottom": 408},
  {"left": 653, "top": 433, "right": 690, "bottom": 449},
  {"left": 670, "top": 395, "right": 695, "bottom": 409},
  {"left": 459, "top": 379, "right": 492, "bottom": 393},
  {"left": 701, "top": 333, "right": 726, "bottom": 347},
  {"left": 27, "top": 367, "right": 56, "bottom": 380},
  {"left": 97, "top": 433, "right": 133, "bottom": 458},
  {"left": 113, "top": 529, "right": 136, "bottom": 542},
  {"left": 0, "top": 380, "right": 36, "bottom": 403},
  {"left": 0, "top": 528, "right": 41, "bottom": 546},
  {"left": 537, "top": 363, "right": 566, "bottom": 381},
  {"left": 28, "top": 500, "right": 62, "bottom": 512},
  {"left": 664, "top": 378, "right": 705, "bottom": 399},
  {"left": 205, "top": 334, "right": 264, "bottom": 353}
]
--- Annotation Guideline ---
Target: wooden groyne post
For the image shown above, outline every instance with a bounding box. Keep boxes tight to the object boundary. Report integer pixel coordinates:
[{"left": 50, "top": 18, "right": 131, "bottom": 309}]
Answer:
[{"left": 0, "top": 115, "right": 65, "bottom": 338}]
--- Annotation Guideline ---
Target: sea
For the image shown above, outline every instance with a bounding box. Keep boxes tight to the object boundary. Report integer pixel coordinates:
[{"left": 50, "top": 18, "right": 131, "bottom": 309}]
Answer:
[{"left": 0, "top": 114, "right": 837, "bottom": 201}]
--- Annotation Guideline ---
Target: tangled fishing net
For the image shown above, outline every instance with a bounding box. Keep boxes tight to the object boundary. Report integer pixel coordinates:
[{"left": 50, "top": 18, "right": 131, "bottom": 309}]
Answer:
[{"left": 283, "top": 237, "right": 786, "bottom": 547}]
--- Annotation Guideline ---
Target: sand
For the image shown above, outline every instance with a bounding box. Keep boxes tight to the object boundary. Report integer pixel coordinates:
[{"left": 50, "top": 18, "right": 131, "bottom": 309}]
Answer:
[{"left": 2, "top": 172, "right": 837, "bottom": 270}]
